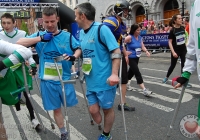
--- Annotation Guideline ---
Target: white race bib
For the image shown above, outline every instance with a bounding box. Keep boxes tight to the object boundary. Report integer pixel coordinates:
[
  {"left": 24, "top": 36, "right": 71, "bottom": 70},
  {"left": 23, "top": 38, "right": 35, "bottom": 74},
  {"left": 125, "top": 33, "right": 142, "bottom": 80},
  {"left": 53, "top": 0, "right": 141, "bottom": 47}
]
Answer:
[
  {"left": 43, "top": 62, "right": 62, "bottom": 81},
  {"left": 135, "top": 48, "right": 142, "bottom": 57},
  {"left": 82, "top": 58, "right": 92, "bottom": 75},
  {"left": 176, "top": 34, "right": 185, "bottom": 45}
]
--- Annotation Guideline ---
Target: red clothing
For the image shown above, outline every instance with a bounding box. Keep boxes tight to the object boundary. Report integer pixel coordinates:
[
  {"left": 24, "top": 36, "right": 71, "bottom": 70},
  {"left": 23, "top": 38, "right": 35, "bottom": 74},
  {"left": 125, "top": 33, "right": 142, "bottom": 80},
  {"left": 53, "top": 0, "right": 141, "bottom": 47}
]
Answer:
[{"left": 185, "top": 24, "right": 189, "bottom": 34}]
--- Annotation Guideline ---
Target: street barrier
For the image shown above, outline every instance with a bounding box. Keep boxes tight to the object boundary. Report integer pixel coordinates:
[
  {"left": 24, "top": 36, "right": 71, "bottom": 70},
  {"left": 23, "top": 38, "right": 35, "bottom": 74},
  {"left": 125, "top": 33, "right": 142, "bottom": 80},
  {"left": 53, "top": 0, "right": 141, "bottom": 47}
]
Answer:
[{"left": 141, "top": 33, "right": 170, "bottom": 52}]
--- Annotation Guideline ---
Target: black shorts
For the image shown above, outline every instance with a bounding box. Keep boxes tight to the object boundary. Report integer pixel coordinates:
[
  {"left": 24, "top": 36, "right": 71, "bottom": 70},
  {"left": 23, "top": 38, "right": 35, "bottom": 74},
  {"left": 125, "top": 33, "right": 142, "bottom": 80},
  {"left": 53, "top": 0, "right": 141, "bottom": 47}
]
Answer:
[
  {"left": 33, "top": 54, "right": 39, "bottom": 64},
  {"left": 121, "top": 55, "right": 128, "bottom": 84}
]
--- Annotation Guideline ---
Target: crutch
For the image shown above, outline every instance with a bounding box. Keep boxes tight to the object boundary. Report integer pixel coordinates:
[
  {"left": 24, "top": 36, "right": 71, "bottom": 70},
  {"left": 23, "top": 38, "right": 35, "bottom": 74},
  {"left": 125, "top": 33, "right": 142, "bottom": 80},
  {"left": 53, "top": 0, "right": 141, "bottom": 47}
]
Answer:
[
  {"left": 77, "top": 58, "right": 102, "bottom": 130},
  {"left": 54, "top": 56, "right": 76, "bottom": 140},
  {"left": 118, "top": 54, "right": 128, "bottom": 140},
  {"left": 166, "top": 82, "right": 187, "bottom": 139},
  {"left": 10, "top": 62, "right": 48, "bottom": 138},
  {"left": 33, "top": 75, "right": 55, "bottom": 130}
]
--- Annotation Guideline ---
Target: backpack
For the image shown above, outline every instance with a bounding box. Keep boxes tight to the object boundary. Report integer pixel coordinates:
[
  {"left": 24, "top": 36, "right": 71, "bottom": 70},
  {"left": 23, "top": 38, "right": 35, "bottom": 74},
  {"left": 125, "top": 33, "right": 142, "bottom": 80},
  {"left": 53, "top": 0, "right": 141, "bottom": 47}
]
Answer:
[{"left": 98, "top": 17, "right": 120, "bottom": 50}]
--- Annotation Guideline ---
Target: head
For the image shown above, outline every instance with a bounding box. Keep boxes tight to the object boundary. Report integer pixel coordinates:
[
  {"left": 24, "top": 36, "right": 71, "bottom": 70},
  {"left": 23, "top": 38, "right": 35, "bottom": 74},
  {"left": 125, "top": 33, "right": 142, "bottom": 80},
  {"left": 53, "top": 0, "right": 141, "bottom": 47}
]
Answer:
[
  {"left": 171, "top": 14, "right": 182, "bottom": 26},
  {"left": 114, "top": 1, "right": 131, "bottom": 20},
  {"left": 1, "top": 13, "right": 16, "bottom": 33},
  {"left": 129, "top": 24, "right": 141, "bottom": 36},
  {"left": 184, "top": 17, "right": 189, "bottom": 25},
  {"left": 74, "top": 2, "right": 96, "bottom": 29},
  {"left": 42, "top": 7, "right": 59, "bottom": 33}
]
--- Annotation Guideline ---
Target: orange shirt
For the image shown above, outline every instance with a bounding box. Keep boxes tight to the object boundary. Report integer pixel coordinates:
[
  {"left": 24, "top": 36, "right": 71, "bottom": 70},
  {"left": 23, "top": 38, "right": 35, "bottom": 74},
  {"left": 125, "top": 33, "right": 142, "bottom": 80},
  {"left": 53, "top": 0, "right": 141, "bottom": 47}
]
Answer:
[{"left": 185, "top": 23, "right": 189, "bottom": 34}]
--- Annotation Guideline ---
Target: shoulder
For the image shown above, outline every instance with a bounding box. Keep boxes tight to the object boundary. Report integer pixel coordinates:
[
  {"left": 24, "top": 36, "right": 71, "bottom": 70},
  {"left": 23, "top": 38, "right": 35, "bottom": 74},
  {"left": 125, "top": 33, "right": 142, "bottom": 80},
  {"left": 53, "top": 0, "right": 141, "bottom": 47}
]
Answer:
[
  {"left": 60, "top": 30, "right": 70, "bottom": 36},
  {"left": 103, "top": 16, "right": 119, "bottom": 28},
  {"left": 17, "top": 30, "right": 27, "bottom": 36}
]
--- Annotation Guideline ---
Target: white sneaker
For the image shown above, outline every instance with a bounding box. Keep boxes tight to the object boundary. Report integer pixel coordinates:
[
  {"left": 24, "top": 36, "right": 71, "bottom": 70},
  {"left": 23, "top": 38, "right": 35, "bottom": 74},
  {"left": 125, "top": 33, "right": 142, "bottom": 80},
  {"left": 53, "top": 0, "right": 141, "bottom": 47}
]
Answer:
[
  {"left": 32, "top": 119, "right": 42, "bottom": 133},
  {"left": 143, "top": 88, "right": 152, "bottom": 97},
  {"left": 32, "top": 119, "right": 39, "bottom": 128},
  {"left": 127, "top": 85, "right": 132, "bottom": 91}
]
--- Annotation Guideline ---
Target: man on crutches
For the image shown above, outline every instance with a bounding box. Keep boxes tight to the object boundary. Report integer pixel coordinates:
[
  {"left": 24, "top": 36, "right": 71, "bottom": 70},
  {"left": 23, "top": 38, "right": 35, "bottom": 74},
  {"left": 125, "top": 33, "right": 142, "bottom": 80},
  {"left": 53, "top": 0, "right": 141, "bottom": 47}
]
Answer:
[
  {"left": 74, "top": 3, "right": 121, "bottom": 140},
  {"left": 173, "top": 0, "right": 200, "bottom": 138},
  {"left": 17, "top": 7, "right": 81, "bottom": 140}
]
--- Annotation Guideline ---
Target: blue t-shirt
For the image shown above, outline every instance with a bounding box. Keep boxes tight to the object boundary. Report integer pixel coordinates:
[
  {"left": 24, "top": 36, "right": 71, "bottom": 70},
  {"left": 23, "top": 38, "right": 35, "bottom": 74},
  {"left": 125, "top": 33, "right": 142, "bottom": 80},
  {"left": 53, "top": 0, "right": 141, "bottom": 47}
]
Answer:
[
  {"left": 127, "top": 35, "right": 142, "bottom": 58},
  {"left": 79, "top": 22, "right": 119, "bottom": 91},
  {"left": 27, "top": 30, "right": 80, "bottom": 84},
  {"left": 103, "top": 16, "right": 126, "bottom": 50}
]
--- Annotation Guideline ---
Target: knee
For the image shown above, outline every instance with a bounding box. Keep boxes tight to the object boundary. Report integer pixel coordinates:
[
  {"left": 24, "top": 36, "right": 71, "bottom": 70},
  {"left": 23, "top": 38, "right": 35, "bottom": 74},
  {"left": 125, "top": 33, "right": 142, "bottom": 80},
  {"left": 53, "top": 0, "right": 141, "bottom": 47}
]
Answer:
[
  {"left": 89, "top": 106, "right": 100, "bottom": 115},
  {"left": 54, "top": 108, "right": 61, "bottom": 115}
]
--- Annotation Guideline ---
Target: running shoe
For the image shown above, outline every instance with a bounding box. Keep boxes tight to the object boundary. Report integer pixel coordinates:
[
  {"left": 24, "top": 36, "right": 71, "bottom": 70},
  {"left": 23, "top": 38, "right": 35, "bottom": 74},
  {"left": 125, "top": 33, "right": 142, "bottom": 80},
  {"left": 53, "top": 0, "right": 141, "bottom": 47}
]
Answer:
[
  {"left": 162, "top": 77, "right": 168, "bottom": 83},
  {"left": 98, "top": 134, "right": 112, "bottom": 140},
  {"left": 118, "top": 103, "right": 135, "bottom": 111},
  {"left": 61, "top": 132, "right": 68, "bottom": 140},
  {"left": 143, "top": 88, "right": 152, "bottom": 97}
]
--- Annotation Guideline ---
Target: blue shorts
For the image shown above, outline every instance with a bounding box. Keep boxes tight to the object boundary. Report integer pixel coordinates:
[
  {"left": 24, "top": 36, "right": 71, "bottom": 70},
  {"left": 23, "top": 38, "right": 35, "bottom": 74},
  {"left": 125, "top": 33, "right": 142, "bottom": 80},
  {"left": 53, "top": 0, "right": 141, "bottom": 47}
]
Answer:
[
  {"left": 86, "top": 88, "right": 116, "bottom": 109},
  {"left": 40, "top": 80, "right": 78, "bottom": 110}
]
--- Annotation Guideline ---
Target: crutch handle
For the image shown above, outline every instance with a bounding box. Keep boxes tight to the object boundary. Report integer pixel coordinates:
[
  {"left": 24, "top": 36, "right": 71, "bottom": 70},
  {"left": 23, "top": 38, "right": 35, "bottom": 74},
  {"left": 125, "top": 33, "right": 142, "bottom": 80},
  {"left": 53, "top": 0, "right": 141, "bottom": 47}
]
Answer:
[
  {"left": 53, "top": 55, "right": 64, "bottom": 62},
  {"left": 63, "top": 80, "right": 76, "bottom": 84},
  {"left": 10, "top": 86, "right": 31, "bottom": 96}
]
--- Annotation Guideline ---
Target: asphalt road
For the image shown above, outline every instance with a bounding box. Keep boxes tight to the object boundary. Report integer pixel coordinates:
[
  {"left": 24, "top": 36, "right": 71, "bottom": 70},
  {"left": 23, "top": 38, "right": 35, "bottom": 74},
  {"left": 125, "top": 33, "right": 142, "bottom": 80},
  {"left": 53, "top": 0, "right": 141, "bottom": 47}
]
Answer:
[{"left": 1, "top": 52, "right": 200, "bottom": 140}]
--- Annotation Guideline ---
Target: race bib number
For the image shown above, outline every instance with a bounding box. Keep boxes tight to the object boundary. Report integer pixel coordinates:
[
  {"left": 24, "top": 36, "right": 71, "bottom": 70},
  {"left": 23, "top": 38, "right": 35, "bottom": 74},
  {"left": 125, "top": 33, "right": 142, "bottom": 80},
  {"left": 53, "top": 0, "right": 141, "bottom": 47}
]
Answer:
[
  {"left": 176, "top": 34, "right": 185, "bottom": 45},
  {"left": 135, "top": 48, "right": 141, "bottom": 57},
  {"left": 82, "top": 58, "right": 92, "bottom": 75},
  {"left": 43, "top": 62, "right": 62, "bottom": 81}
]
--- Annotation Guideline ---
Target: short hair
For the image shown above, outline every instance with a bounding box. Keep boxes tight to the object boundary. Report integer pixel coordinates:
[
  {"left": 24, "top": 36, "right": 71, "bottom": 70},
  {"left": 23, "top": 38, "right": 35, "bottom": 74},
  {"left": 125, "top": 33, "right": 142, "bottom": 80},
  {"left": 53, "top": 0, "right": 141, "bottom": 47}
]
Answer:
[
  {"left": 42, "top": 7, "right": 57, "bottom": 16},
  {"left": 74, "top": 2, "right": 96, "bottom": 21},
  {"left": 129, "top": 24, "right": 140, "bottom": 35},
  {"left": 1, "top": 13, "right": 15, "bottom": 23}
]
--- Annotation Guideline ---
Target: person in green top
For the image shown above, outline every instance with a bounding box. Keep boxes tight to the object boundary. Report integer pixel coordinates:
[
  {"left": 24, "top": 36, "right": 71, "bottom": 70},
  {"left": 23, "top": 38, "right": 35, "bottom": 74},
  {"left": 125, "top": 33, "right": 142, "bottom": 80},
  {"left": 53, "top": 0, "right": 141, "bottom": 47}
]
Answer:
[{"left": 0, "top": 13, "right": 41, "bottom": 132}]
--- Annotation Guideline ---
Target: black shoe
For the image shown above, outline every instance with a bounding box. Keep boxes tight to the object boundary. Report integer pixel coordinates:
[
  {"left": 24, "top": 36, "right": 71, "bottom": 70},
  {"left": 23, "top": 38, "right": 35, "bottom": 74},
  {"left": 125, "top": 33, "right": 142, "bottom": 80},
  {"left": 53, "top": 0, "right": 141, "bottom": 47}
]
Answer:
[
  {"left": 61, "top": 132, "right": 68, "bottom": 140},
  {"left": 32, "top": 119, "right": 42, "bottom": 133},
  {"left": 19, "top": 99, "right": 26, "bottom": 105},
  {"left": 118, "top": 103, "right": 135, "bottom": 111}
]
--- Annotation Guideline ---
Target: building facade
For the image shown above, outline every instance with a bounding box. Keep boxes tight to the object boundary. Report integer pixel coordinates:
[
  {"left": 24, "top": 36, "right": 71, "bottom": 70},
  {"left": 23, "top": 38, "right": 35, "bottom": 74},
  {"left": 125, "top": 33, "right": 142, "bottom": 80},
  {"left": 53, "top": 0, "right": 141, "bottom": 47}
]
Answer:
[{"left": 60, "top": 0, "right": 194, "bottom": 27}]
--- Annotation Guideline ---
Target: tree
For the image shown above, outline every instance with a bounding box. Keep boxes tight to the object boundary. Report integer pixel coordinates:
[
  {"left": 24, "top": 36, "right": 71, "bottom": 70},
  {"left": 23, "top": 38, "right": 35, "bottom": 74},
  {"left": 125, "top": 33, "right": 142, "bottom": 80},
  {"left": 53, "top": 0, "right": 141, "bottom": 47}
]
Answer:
[{"left": 20, "top": 20, "right": 29, "bottom": 35}]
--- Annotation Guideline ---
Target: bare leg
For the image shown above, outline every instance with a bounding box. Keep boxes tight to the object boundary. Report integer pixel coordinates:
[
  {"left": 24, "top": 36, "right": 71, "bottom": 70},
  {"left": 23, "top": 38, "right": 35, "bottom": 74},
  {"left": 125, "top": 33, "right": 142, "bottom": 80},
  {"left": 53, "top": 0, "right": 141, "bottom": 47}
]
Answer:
[
  {"left": 53, "top": 108, "right": 64, "bottom": 128},
  {"left": 139, "top": 83, "right": 145, "bottom": 90},
  {"left": 89, "top": 103, "right": 102, "bottom": 124},
  {"left": 103, "top": 108, "right": 115, "bottom": 133}
]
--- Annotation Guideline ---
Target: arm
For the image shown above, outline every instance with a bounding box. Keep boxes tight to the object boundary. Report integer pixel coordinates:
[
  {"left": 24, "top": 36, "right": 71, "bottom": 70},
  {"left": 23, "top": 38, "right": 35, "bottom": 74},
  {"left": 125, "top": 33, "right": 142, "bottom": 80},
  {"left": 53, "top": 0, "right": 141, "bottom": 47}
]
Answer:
[
  {"left": 141, "top": 41, "right": 150, "bottom": 57},
  {"left": 17, "top": 32, "right": 53, "bottom": 47},
  {"left": 17, "top": 37, "right": 41, "bottom": 47},
  {"left": 168, "top": 39, "right": 178, "bottom": 58},
  {"left": 0, "top": 40, "right": 32, "bottom": 71},
  {"left": 108, "top": 48, "right": 121, "bottom": 86}
]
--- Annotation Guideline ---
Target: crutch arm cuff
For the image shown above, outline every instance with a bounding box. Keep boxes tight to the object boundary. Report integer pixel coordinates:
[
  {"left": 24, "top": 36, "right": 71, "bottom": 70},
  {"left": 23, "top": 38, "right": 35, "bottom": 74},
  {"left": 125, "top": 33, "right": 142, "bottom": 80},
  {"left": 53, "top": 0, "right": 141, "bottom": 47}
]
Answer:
[
  {"left": 111, "top": 53, "right": 122, "bottom": 59},
  {"left": 181, "top": 71, "right": 191, "bottom": 79}
]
